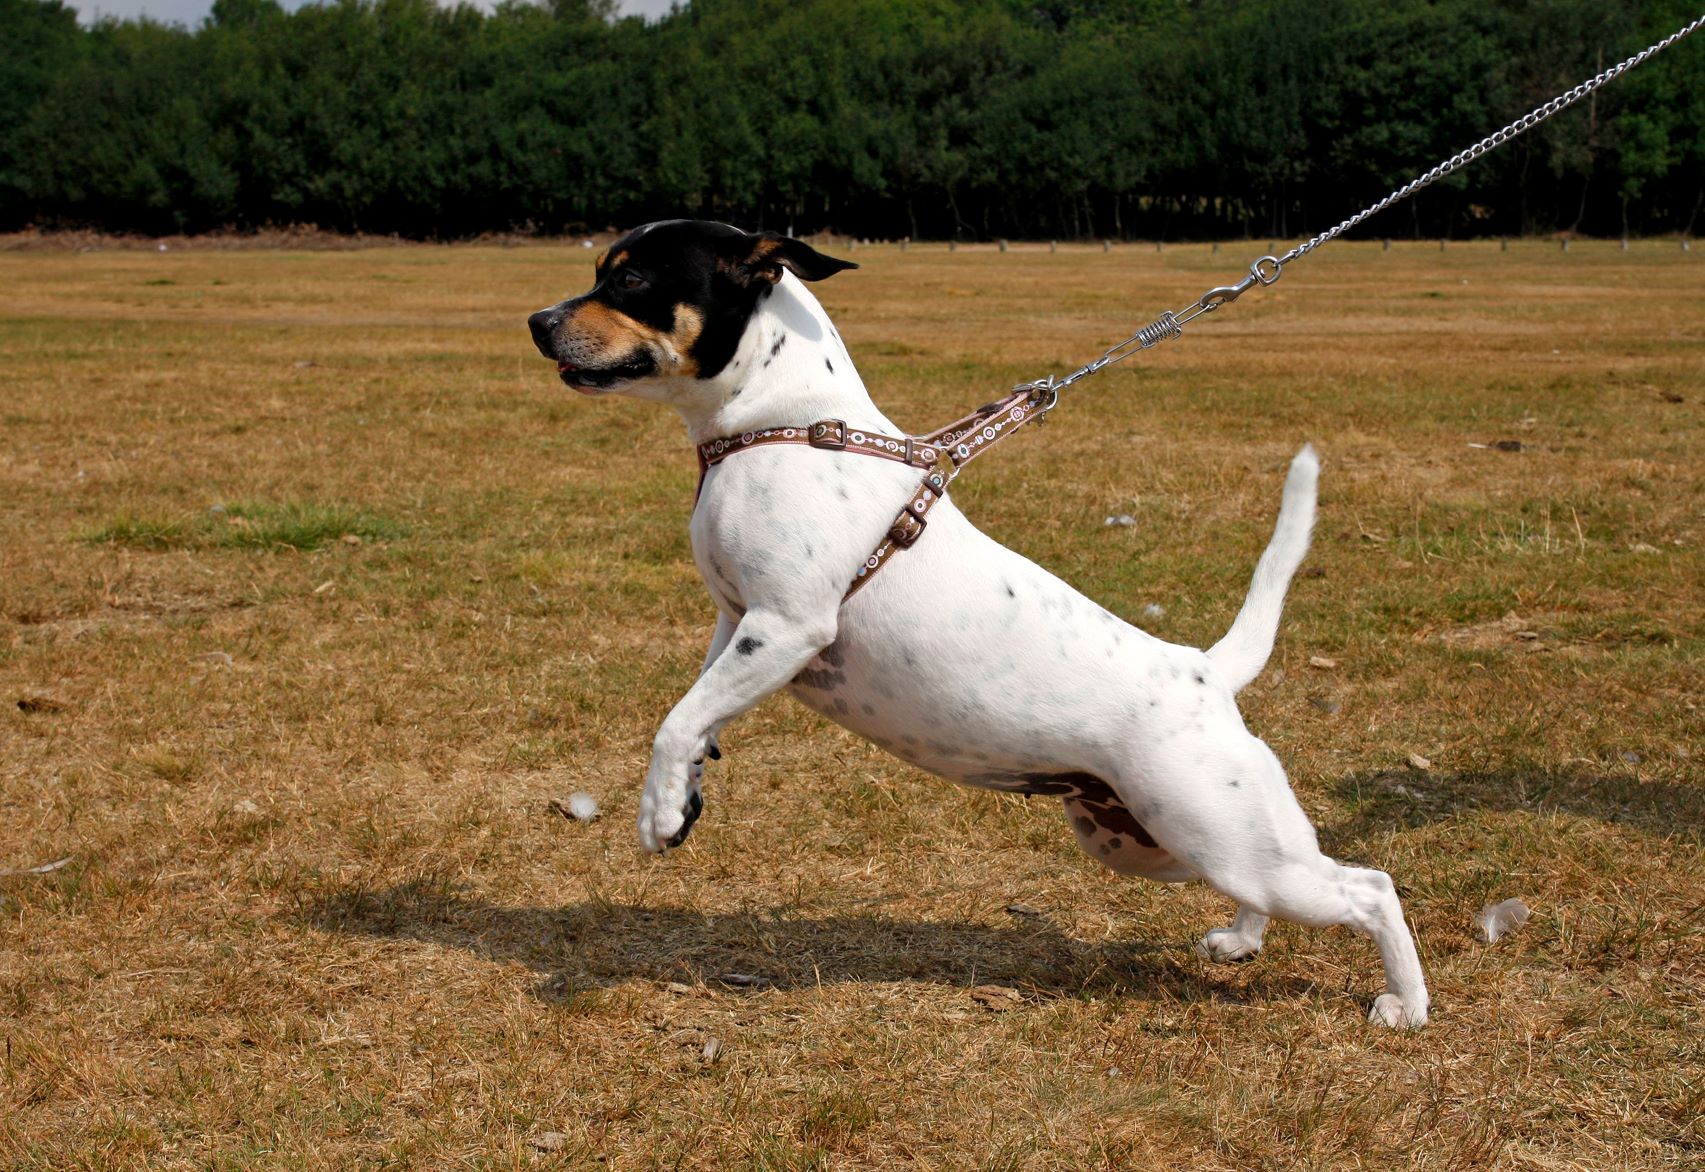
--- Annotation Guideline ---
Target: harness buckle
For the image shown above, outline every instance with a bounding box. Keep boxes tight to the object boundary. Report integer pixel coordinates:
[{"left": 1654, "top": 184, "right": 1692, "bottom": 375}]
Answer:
[
  {"left": 809, "top": 419, "right": 848, "bottom": 450},
  {"left": 889, "top": 509, "right": 927, "bottom": 547}
]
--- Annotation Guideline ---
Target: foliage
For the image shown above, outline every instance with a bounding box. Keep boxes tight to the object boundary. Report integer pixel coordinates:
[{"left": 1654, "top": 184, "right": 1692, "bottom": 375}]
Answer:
[{"left": 1, "top": 0, "right": 1701, "bottom": 238}]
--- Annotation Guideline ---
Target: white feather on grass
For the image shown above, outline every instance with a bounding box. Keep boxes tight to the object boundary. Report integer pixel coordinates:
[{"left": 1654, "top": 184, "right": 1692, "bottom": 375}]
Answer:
[
  {"left": 567, "top": 792, "right": 601, "bottom": 822},
  {"left": 1477, "top": 897, "right": 1530, "bottom": 943}
]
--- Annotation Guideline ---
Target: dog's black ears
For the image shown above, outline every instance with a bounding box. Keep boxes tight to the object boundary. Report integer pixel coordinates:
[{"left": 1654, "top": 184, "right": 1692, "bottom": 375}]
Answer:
[{"left": 719, "top": 232, "right": 858, "bottom": 286}]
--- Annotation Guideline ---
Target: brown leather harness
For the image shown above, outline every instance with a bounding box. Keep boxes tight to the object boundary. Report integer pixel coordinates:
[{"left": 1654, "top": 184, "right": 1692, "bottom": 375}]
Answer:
[{"left": 696, "top": 381, "right": 1058, "bottom": 600}]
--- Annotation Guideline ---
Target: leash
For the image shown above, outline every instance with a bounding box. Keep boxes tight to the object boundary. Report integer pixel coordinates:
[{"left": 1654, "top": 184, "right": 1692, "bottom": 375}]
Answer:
[
  {"left": 1028, "top": 12, "right": 1705, "bottom": 397},
  {"left": 701, "top": 13, "right": 1704, "bottom": 600}
]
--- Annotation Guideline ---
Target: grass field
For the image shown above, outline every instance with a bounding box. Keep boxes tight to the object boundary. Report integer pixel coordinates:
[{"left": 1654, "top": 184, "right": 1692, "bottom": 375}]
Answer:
[{"left": 1, "top": 237, "right": 1701, "bottom": 1169}]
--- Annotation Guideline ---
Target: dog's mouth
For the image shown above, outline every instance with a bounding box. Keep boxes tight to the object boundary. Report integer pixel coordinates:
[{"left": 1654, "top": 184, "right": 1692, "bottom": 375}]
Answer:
[{"left": 554, "top": 357, "right": 652, "bottom": 394}]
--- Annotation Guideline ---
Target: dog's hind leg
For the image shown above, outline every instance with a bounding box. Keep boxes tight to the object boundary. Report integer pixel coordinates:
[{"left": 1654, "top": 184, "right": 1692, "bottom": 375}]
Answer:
[
  {"left": 1222, "top": 854, "right": 1429, "bottom": 1028},
  {"left": 1129, "top": 738, "right": 1429, "bottom": 1027}
]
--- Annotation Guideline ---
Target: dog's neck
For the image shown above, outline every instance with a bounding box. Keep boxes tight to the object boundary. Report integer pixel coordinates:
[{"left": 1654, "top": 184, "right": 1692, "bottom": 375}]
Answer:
[{"left": 656, "top": 274, "right": 898, "bottom": 444}]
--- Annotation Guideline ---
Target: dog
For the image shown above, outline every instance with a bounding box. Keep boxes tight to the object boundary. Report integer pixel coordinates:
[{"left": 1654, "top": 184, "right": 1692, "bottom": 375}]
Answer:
[{"left": 526, "top": 220, "right": 1429, "bottom": 1027}]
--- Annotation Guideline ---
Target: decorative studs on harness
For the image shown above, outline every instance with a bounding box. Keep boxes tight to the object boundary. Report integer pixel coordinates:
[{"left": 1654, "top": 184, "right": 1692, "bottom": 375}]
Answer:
[{"left": 697, "top": 380, "right": 1060, "bottom": 600}]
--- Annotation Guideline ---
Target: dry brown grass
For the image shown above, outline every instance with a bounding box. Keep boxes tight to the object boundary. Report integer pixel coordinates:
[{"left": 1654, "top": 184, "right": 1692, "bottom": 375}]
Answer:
[{"left": 1, "top": 238, "right": 1700, "bottom": 1169}]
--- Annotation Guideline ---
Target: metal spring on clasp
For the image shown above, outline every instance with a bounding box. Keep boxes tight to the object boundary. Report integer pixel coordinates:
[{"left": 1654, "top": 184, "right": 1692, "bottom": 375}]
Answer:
[{"left": 1136, "top": 312, "right": 1182, "bottom": 348}]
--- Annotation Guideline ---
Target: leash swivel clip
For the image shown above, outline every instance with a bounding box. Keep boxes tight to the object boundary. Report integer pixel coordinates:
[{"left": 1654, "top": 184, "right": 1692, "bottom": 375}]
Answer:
[
  {"left": 1019, "top": 377, "right": 1061, "bottom": 418},
  {"left": 1199, "top": 254, "right": 1283, "bottom": 312}
]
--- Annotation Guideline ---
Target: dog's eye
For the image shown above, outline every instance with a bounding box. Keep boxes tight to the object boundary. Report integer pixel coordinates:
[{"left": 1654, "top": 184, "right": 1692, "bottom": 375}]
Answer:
[{"left": 618, "top": 270, "right": 649, "bottom": 292}]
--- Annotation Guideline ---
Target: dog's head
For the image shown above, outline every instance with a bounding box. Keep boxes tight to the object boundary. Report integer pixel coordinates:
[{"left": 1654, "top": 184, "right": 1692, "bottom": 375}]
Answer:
[{"left": 527, "top": 220, "right": 856, "bottom": 396}]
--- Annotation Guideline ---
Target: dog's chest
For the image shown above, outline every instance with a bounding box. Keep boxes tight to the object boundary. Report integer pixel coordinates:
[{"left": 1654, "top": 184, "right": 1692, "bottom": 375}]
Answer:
[{"left": 687, "top": 445, "right": 921, "bottom": 617}]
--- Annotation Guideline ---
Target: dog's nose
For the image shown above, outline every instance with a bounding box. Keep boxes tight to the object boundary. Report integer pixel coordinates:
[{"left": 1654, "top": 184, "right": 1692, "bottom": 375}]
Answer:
[{"left": 527, "top": 308, "right": 562, "bottom": 356}]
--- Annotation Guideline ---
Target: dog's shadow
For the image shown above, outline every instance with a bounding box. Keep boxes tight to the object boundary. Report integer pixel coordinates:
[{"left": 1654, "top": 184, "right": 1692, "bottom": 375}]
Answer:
[
  {"left": 306, "top": 881, "right": 1311, "bottom": 1007},
  {"left": 1323, "top": 767, "right": 1703, "bottom": 848}
]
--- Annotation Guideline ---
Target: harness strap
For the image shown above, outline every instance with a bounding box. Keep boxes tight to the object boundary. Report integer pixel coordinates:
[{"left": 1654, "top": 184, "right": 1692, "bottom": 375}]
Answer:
[
  {"left": 698, "top": 419, "right": 946, "bottom": 471},
  {"left": 696, "top": 382, "right": 1056, "bottom": 600}
]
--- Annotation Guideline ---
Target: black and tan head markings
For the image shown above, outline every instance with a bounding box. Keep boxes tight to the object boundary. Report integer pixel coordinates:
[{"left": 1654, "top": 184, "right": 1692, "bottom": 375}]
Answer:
[{"left": 527, "top": 220, "right": 856, "bottom": 391}]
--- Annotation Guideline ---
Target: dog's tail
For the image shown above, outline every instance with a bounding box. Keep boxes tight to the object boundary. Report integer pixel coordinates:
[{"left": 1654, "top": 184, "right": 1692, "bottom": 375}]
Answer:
[{"left": 1206, "top": 445, "right": 1319, "bottom": 693}]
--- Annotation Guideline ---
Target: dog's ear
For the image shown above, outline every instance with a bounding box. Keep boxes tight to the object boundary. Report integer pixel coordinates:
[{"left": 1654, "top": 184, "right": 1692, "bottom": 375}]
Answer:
[{"left": 720, "top": 232, "right": 858, "bottom": 286}]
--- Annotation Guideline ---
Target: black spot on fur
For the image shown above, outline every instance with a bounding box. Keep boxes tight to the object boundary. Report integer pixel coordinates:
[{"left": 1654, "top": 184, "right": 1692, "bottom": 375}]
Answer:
[
  {"left": 793, "top": 666, "right": 845, "bottom": 690},
  {"left": 1194, "top": 671, "right": 1206, "bottom": 685},
  {"left": 1033, "top": 771, "right": 1102, "bottom": 794},
  {"left": 1043, "top": 774, "right": 1162, "bottom": 849},
  {"left": 861, "top": 703, "right": 876, "bottom": 717},
  {"left": 824, "top": 357, "right": 834, "bottom": 374},
  {"left": 736, "top": 636, "right": 763, "bottom": 655},
  {"left": 819, "top": 643, "right": 845, "bottom": 667},
  {"left": 1004, "top": 582, "right": 1015, "bottom": 599},
  {"left": 1227, "top": 780, "right": 1240, "bottom": 788}
]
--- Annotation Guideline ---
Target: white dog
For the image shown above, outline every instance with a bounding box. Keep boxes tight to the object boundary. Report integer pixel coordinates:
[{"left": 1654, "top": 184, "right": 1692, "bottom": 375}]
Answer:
[{"left": 527, "top": 220, "right": 1429, "bottom": 1027}]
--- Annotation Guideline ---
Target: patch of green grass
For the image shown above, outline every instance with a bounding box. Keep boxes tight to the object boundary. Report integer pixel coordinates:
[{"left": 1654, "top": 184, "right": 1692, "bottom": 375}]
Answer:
[
  {"left": 85, "top": 512, "right": 188, "bottom": 549},
  {"left": 85, "top": 503, "right": 403, "bottom": 552},
  {"left": 215, "top": 503, "right": 403, "bottom": 551}
]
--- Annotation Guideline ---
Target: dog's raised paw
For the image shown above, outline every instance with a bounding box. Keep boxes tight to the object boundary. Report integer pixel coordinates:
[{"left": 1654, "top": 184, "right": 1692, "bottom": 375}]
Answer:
[{"left": 665, "top": 789, "right": 704, "bottom": 849}]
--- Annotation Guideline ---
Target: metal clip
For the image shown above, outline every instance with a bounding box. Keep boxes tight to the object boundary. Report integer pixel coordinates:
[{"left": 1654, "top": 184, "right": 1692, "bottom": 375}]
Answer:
[
  {"left": 1197, "top": 255, "right": 1283, "bottom": 313},
  {"left": 1024, "top": 377, "right": 1060, "bottom": 415}
]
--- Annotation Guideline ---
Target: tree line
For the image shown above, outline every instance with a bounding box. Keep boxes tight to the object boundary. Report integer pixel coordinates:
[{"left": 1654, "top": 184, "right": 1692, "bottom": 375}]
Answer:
[{"left": 2, "top": 0, "right": 1701, "bottom": 241}]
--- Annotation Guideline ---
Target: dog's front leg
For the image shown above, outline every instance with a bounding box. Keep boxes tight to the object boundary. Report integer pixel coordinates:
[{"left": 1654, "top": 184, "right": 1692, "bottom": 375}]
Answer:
[
  {"left": 695, "top": 612, "right": 735, "bottom": 764},
  {"left": 637, "top": 606, "right": 837, "bottom": 852}
]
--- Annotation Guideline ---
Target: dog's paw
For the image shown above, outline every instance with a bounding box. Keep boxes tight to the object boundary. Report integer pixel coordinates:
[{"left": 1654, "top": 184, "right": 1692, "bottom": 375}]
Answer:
[
  {"left": 636, "top": 782, "right": 703, "bottom": 853},
  {"left": 1368, "top": 993, "right": 1429, "bottom": 1029},
  {"left": 1197, "top": 927, "right": 1263, "bottom": 964},
  {"left": 666, "top": 789, "right": 703, "bottom": 848}
]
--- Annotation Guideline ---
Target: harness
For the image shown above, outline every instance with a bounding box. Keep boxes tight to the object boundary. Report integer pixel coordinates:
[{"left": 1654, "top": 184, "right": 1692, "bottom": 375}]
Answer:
[
  {"left": 695, "top": 14, "right": 1702, "bottom": 600},
  {"left": 696, "top": 381, "right": 1058, "bottom": 599}
]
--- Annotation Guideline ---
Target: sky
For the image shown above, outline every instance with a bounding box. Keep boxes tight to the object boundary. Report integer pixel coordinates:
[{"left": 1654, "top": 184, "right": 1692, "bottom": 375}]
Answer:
[{"left": 73, "top": 0, "right": 677, "bottom": 27}]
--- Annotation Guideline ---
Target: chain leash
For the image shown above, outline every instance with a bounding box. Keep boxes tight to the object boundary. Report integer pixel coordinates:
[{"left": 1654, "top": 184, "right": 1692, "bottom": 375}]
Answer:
[{"left": 1023, "top": 12, "right": 1705, "bottom": 401}]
